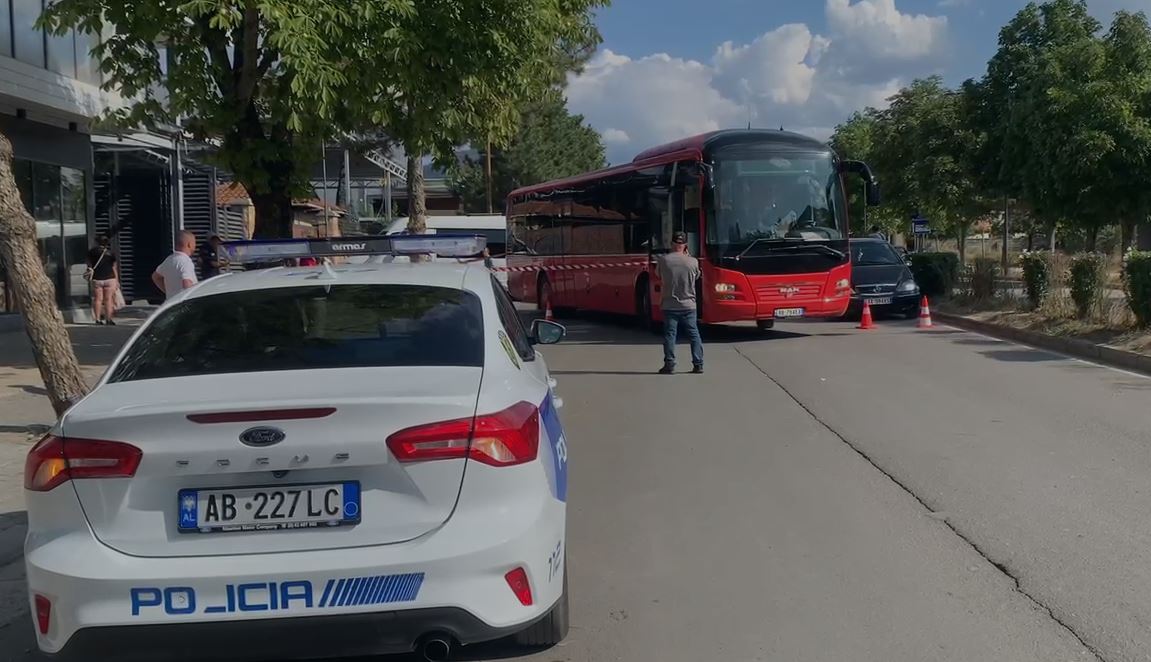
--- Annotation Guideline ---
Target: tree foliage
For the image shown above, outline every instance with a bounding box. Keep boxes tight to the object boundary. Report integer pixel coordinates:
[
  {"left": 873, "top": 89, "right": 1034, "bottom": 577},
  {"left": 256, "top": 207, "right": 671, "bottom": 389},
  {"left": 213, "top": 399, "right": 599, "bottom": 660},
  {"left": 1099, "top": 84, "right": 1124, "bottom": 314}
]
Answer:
[
  {"left": 41, "top": 0, "right": 604, "bottom": 237},
  {"left": 448, "top": 92, "right": 606, "bottom": 213},
  {"left": 830, "top": 0, "right": 1151, "bottom": 257}
]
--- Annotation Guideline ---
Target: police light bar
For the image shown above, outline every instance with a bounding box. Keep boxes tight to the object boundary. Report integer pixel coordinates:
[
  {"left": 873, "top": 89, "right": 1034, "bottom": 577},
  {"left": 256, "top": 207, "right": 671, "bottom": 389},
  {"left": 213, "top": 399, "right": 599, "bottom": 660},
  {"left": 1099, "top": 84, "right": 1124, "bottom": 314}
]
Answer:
[{"left": 221, "top": 235, "right": 487, "bottom": 263}]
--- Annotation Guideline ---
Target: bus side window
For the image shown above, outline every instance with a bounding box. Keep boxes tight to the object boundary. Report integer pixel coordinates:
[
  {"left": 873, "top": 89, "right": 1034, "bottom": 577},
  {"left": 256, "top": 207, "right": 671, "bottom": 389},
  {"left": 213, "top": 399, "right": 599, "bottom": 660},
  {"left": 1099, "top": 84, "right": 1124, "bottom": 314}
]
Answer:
[{"left": 674, "top": 161, "right": 703, "bottom": 255}]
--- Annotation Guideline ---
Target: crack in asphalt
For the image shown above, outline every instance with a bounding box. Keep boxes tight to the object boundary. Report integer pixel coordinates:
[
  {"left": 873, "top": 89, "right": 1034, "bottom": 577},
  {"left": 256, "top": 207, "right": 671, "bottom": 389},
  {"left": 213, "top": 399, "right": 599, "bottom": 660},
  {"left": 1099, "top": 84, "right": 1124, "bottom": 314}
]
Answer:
[{"left": 732, "top": 344, "right": 1107, "bottom": 662}]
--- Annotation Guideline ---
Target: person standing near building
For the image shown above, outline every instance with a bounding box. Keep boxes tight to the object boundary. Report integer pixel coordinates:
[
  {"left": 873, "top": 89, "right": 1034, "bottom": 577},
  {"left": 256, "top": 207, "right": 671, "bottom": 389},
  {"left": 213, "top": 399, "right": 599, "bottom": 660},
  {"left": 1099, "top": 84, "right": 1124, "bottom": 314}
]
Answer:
[
  {"left": 85, "top": 235, "right": 119, "bottom": 325},
  {"left": 152, "top": 230, "right": 198, "bottom": 299},
  {"left": 657, "top": 232, "right": 704, "bottom": 374}
]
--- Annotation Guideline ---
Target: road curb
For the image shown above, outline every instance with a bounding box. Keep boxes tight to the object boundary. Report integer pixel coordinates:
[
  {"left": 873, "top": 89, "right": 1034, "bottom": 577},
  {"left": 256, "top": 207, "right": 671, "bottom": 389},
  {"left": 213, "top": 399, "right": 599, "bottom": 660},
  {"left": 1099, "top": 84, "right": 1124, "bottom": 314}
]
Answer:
[{"left": 935, "top": 312, "right": 1151, "bottom": 377}]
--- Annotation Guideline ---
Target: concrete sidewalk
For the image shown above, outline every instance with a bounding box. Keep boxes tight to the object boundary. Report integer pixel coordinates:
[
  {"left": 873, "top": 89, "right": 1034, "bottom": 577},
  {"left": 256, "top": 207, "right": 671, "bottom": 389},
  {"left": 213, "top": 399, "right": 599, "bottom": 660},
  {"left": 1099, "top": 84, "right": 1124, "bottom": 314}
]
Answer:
[{"left": 0, "top": 314, "right": 144, "bottom": 645}]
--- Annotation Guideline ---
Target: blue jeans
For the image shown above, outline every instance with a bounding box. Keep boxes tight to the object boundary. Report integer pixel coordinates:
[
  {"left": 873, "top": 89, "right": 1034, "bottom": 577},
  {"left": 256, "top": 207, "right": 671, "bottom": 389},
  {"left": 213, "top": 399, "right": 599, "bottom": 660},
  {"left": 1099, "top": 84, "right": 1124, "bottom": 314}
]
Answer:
[{"left": 663, "top": 309, "right": 703, "bottom": 367}]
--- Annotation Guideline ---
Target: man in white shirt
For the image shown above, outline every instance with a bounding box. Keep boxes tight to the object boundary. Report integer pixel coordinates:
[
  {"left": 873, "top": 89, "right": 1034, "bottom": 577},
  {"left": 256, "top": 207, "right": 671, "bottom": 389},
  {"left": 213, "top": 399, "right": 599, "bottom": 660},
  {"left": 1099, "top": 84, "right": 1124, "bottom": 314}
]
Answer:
[{"left": 152, "top": 230, "right": 199, "bottom": 299}]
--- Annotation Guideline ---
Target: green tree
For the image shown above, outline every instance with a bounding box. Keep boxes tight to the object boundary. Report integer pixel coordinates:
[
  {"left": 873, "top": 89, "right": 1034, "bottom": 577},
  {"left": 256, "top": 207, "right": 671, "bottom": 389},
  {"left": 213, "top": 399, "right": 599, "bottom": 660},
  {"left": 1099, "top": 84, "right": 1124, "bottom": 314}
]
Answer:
[
  {"left": 831, "top": 109, "right": 900, "bottom": 236},
  {"left": 42, "top": 0, "right": 414, "bottom": 237},
  {"left": 42, "top": 0, "right": 603, "bottom": 238},
  {"left": 361, "top": 0, "right": 605, "bottom": 234},
  {"left": 449, "top": 92, "right": 606, "bottom": 214}
]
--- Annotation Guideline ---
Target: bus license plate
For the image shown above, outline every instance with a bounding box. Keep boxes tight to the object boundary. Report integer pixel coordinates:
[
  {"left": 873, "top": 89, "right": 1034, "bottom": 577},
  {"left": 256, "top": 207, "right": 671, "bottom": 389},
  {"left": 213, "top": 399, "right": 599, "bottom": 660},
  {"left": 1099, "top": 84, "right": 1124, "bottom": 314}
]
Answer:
[
  {"left": 178, "top": 482, "right": 361, "bottom": 533},
  {"left": 774, "top": 308, "right": 805, "bottom": 318}
]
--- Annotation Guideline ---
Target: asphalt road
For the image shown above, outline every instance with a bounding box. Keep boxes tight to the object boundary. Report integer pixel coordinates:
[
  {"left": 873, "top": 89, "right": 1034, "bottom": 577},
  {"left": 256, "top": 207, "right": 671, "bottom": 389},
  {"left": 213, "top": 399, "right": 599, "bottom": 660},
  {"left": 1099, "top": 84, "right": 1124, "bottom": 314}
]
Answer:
[{"left": 4, "top": 311, "right": 1151, "bottom": 661}]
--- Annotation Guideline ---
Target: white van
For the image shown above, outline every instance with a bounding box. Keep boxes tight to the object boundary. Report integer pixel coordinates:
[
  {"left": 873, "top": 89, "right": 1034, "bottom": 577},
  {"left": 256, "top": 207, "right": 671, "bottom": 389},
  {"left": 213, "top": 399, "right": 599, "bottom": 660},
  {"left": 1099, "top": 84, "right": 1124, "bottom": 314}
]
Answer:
[{"left": 385, "top": 214, "right": 509, "bottom": 286}]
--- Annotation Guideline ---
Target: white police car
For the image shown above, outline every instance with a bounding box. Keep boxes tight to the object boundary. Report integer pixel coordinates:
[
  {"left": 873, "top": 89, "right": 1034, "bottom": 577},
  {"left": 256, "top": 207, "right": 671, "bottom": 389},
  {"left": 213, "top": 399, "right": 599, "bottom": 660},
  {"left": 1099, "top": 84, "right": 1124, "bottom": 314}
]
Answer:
[{"left": 24, "top": 236, "right": 571, "bottom": 661}]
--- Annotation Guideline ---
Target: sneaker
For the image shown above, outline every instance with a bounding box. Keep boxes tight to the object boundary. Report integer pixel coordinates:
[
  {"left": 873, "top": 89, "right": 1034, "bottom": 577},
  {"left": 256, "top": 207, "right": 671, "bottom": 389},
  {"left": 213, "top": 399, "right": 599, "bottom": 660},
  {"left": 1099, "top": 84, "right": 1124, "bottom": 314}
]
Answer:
[
  {"left": 658, "top": 365, "right": 675, "bottom": 375},
  {"left": 692, "top": 365, "right": 704, "bottom": 374},
  {"left": 94, "top": 319, "right": 105, "bottom": 325},
  {"left": 105, "top": 319, "right": 116, "bottom": 326}
]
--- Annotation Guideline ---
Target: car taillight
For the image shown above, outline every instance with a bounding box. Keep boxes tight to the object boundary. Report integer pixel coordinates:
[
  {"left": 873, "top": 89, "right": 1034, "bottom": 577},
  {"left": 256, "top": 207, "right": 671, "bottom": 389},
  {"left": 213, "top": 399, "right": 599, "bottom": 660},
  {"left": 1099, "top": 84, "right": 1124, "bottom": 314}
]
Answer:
[
  {"left": 387, "top": 402, "right": 540, "bottom": 467},
  {"left": 504, "top": 567, "right": 534, "bottom": 606},
  {"left": 24, "top": 435, "right": 143, "bottom": 492},
  {"left": 34, "top": 595, "right": 51, "bottom": 635}
]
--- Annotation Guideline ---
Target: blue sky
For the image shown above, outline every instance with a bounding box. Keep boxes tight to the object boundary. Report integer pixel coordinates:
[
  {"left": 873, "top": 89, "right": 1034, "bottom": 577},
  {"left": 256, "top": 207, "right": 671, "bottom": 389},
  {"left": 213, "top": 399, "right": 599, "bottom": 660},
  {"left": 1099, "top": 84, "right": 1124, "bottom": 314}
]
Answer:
[{"left": 568, "top": 0, "right": 1151, "bottom": 164}]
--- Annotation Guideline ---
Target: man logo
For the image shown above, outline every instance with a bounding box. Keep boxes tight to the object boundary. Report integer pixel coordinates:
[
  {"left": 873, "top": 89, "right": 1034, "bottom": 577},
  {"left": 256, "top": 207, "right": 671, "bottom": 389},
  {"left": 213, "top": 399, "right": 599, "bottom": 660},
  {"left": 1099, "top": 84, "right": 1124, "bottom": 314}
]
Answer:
[
  {"left": 779, "top": 286, "right": 801, "bottom": 298},
  {"left": 239, "top": 427, "right": 286, "bottom": 447}
]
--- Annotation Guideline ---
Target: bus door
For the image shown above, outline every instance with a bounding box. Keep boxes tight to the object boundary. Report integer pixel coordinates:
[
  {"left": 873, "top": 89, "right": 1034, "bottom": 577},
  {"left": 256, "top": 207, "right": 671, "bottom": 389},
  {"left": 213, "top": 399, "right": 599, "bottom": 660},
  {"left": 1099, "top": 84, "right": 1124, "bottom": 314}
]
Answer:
[{"left": 648, "top": 161, "right": 703, "bottom": 320}]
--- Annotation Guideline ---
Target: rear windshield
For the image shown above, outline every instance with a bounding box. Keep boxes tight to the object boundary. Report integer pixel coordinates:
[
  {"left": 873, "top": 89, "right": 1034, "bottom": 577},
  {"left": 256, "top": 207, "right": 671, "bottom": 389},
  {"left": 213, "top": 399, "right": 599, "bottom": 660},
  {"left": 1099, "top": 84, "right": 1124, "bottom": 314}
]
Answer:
[{"left": 109, "top": 285, "right": 484, "bottom": 382}]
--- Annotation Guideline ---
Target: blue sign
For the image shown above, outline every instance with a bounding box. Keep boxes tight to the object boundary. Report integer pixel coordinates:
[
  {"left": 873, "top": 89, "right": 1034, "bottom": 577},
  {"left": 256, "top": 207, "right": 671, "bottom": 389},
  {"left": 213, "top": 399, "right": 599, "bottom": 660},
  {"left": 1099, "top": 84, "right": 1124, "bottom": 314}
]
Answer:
[{"left": 912, "top": 217, "right": 930, "bottom": 235}]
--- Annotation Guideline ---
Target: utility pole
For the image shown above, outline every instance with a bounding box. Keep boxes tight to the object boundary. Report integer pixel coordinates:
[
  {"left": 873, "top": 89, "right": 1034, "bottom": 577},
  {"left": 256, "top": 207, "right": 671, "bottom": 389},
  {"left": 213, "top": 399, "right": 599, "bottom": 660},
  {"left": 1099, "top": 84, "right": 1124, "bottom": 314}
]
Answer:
[{"left": 485, "top": 138, "right": 494, "bottom": 214}]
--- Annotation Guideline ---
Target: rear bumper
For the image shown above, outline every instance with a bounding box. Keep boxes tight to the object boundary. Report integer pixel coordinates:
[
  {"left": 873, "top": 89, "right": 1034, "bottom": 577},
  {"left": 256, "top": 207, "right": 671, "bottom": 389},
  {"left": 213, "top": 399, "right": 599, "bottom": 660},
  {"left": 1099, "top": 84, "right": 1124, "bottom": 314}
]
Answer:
[
  {"left": 704, "top": 294, "right": 850, "bottom": 323},
  {"left": 45, "top": 607, "right": 522, "bottom": 661},
  {"left": 847, "top": 292, "right": 920, "bottom": 316},
  {"left": 25, "top": 463, "right": 567, "bottom": 659}
]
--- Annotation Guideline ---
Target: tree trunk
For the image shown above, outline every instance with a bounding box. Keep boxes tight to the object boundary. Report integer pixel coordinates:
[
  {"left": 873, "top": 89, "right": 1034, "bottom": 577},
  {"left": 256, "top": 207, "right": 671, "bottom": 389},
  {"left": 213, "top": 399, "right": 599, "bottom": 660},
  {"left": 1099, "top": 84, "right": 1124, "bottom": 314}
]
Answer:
[
  {"left": 406, "top": 153, "right": 427, "bottom": 234},
  {"left": 0, "top": 132, "right": 87, "bottom": 416},
  {"left": 1121, "top": 217, "right": 1136, "bottom": 254},
  {"left": 957, "top": 226, "right": 967, "bottom": 265},
  {"left": 1049, "top": 224, "right": 1058, "bottom": 252},
  {"left": 250, "top": 189, "right": 294, "bottom": 239},
  {"left": 1138, "top": 220, "right": 1151, "bottom": 251},
  {"left": 1087, "top": 225, "right": 1099, "bottom": 253}
]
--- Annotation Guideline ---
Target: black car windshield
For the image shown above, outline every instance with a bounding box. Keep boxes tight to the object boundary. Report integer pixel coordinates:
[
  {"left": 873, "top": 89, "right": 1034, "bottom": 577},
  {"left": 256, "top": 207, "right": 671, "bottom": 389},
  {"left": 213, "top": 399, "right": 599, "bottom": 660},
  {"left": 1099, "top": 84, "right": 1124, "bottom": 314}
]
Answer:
[
  {"left": 109, "top": 284, "right": 484, "bottom": 382},
  {"left": 852, "top": 242, "right": 903, "bottom": 266},
  {"left": 708, "top": 150, "right": 846, "bottom": 254}
]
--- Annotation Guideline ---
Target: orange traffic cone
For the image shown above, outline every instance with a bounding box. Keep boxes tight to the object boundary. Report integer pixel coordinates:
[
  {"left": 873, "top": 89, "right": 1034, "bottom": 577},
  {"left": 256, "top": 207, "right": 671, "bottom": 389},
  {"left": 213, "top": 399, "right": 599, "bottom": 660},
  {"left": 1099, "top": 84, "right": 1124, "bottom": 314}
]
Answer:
[
  {"left": 858, "top": 300, "right": 876, "bottom": 330},
  {"left": 917, "top": 296, "right": 934, "bottom": 329},
  {"left": 545, "top": 302, "right": 555, "bottom": 322}
]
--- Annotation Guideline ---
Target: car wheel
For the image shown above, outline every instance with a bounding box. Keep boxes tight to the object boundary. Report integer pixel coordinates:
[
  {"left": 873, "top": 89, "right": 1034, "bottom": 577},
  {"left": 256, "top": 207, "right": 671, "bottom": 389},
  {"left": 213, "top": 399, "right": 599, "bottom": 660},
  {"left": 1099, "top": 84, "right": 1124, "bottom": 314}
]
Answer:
[{"left": 515, "top": 562, "right": 569, "bottom": 647}]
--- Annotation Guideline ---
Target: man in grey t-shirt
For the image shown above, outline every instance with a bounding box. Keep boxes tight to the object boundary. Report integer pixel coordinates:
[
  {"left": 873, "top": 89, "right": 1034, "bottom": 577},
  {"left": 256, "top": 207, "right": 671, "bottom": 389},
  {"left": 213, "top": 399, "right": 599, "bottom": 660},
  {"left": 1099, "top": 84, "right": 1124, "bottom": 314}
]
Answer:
[{"left": 657, "top": 232, "right": 703, "bottom": 374}]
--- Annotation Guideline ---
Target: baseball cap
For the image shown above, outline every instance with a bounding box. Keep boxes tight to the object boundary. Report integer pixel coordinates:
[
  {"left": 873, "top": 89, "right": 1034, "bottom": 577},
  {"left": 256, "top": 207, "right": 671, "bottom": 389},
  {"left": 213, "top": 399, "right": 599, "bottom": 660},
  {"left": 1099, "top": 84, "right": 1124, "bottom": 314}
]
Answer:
[{"left": 672, "top": 231, "right": 688, "bottom": 244}]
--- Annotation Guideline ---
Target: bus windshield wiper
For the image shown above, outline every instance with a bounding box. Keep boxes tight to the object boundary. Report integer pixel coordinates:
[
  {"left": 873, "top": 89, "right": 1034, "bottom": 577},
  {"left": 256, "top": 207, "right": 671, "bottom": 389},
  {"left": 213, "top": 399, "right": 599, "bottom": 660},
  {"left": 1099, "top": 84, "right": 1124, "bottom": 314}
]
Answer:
[{"left": 734, "top": 238, "right": 844, "bottom": 260}]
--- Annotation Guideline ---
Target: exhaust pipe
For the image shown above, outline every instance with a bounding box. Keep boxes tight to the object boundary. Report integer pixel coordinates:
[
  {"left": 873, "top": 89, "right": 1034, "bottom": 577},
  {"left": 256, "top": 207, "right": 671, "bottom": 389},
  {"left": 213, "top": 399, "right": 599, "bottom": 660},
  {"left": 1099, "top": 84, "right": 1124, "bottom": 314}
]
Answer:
[{"left": 419, "top": 635, "right": 452, "bottom": 662}]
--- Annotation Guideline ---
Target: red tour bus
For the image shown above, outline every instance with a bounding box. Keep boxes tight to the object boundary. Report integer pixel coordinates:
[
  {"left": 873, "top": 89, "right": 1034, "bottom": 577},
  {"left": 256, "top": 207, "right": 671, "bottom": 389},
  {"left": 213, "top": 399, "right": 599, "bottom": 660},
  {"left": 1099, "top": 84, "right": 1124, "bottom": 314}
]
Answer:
[{"left": 505, "top": 129, "right": 880, "bottom": 329}]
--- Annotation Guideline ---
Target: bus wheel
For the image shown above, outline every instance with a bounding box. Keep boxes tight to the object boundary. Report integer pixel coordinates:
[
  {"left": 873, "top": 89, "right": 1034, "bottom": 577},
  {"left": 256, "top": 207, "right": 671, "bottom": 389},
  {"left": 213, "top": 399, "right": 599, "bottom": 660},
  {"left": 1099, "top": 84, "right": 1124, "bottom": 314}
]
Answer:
[
  {"left": 636, "top": 283, "right": 658, "bottom": 334},
  {"left": 756, "top": 319, "right": 775, "bottom": 332}
]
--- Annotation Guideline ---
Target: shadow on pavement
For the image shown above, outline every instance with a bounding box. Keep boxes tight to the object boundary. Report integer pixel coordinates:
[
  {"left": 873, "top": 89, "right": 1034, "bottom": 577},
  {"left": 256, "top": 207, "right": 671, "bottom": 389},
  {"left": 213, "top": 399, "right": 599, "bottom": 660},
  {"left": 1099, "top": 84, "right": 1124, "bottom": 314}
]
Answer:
[
  {"left": 980, "top": 348, "right": 1064, "bottom": 363},
  {"left": 0, "top": 324, "right": 138, "bottom": 371}
]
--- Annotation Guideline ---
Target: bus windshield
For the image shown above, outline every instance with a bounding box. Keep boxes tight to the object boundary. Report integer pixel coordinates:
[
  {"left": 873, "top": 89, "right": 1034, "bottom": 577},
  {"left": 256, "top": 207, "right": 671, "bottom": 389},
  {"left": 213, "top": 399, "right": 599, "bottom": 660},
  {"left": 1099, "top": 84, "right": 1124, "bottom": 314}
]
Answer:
[{"left": 707, "top": 151, "right": 846, "bottom": 257}]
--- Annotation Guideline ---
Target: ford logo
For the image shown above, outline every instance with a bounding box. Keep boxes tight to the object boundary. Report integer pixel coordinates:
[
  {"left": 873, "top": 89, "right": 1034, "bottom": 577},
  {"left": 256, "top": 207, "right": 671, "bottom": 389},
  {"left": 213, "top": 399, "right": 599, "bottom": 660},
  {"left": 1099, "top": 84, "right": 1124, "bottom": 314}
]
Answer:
[{"left": 239, "top": 427, "right": 285, "bottom": 447}]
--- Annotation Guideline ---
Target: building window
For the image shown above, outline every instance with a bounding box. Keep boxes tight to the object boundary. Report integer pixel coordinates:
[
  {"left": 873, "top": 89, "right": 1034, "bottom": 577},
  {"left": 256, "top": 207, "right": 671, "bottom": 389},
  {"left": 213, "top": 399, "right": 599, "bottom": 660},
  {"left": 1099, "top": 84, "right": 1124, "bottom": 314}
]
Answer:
[
  {"left": 47, "top": 27, "right": 77, "bottom": 78},
  {"left": 14, "top": 158, "right": 91, "bottom": 308},
  {"left": 61, "top": 167, "right": 87, "bottom": 303},
  {"left": 12, "top": 0, "right": 45, "bottom": 68},
  {"left": 75, "top": 29, "right": 101, "bottom": 85}
]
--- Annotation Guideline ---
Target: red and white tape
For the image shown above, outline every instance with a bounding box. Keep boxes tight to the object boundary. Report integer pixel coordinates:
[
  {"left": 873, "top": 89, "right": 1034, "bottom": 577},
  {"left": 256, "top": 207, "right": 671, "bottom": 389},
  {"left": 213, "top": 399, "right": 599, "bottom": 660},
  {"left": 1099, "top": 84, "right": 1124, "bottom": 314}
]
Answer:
[{"left": 489, "top": 261, "right": 649, "bottom": 273}]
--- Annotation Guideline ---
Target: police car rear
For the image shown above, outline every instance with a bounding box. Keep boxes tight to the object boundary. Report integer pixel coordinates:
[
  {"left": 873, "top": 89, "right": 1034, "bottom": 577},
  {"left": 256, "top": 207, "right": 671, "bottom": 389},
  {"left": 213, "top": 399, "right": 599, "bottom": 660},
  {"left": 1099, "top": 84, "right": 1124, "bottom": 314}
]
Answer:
[{"left": 24, "top": 237, "right": 571, "bottom": 661}]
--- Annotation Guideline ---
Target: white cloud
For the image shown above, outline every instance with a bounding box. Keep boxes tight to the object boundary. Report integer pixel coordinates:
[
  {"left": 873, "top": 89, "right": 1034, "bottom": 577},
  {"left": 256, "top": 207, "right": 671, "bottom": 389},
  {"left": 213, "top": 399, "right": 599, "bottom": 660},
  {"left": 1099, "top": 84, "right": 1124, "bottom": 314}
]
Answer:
[
  {"left": 600, "top": 128, "right": 631, "bottom": 145},
  {"left": 567, "top": 0, "right": 949, "bottom": 164}
]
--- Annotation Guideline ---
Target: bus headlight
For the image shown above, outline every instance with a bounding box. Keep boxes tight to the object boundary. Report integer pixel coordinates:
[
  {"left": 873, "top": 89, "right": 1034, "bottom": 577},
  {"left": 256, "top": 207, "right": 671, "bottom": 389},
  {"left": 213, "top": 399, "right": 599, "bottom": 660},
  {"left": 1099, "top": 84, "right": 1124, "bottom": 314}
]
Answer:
[
  {"left": 714, "top": 283, "right": 737, "bottom": 293},
  {"left": 835, "top": 279, "right": 850, "bottom": 293}
]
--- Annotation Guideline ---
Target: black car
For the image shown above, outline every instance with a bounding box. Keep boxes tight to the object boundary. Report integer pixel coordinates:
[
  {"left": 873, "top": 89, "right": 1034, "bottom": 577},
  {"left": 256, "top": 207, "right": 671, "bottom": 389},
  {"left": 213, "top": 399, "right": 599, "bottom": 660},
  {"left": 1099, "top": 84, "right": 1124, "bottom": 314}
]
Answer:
[{"left": 845, "top": 238, "right": 920, "bottom": 318}]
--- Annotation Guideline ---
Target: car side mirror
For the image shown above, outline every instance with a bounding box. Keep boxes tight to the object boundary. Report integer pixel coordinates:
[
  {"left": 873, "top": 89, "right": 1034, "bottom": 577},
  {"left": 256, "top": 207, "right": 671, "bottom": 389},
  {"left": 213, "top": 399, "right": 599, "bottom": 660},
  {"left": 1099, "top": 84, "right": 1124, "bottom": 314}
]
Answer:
[{"left": 530, "top": 319, "right": 566, "bottom": 345}]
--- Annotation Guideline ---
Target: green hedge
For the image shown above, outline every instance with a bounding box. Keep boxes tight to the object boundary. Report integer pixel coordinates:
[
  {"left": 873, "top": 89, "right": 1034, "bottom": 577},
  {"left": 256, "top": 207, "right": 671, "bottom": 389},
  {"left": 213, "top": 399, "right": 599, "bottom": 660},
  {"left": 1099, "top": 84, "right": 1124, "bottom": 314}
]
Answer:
[
  {"left": 1124, "top": 251, "right": 1151, "bottom": 327},
  {"left": 909, "top": 252, "right": 960, "bottom": 298},
  {"left": 1018, "top": 251, "right": 1051, "bottom": 309},
  {"left": 1069, "top": 253, "right": 1106, "bottom": 319}
]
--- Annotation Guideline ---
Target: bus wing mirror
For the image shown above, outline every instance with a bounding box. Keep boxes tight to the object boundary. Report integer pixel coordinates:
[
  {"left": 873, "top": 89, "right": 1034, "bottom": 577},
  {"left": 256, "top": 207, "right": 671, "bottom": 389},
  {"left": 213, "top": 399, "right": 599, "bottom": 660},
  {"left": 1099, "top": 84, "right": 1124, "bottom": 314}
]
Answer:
[
  {"left": 701, "top": 163, "right": 716, "bottom": 190},
  {"left": 841, "top": 160, "right": 881, "bottom": 207}
]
